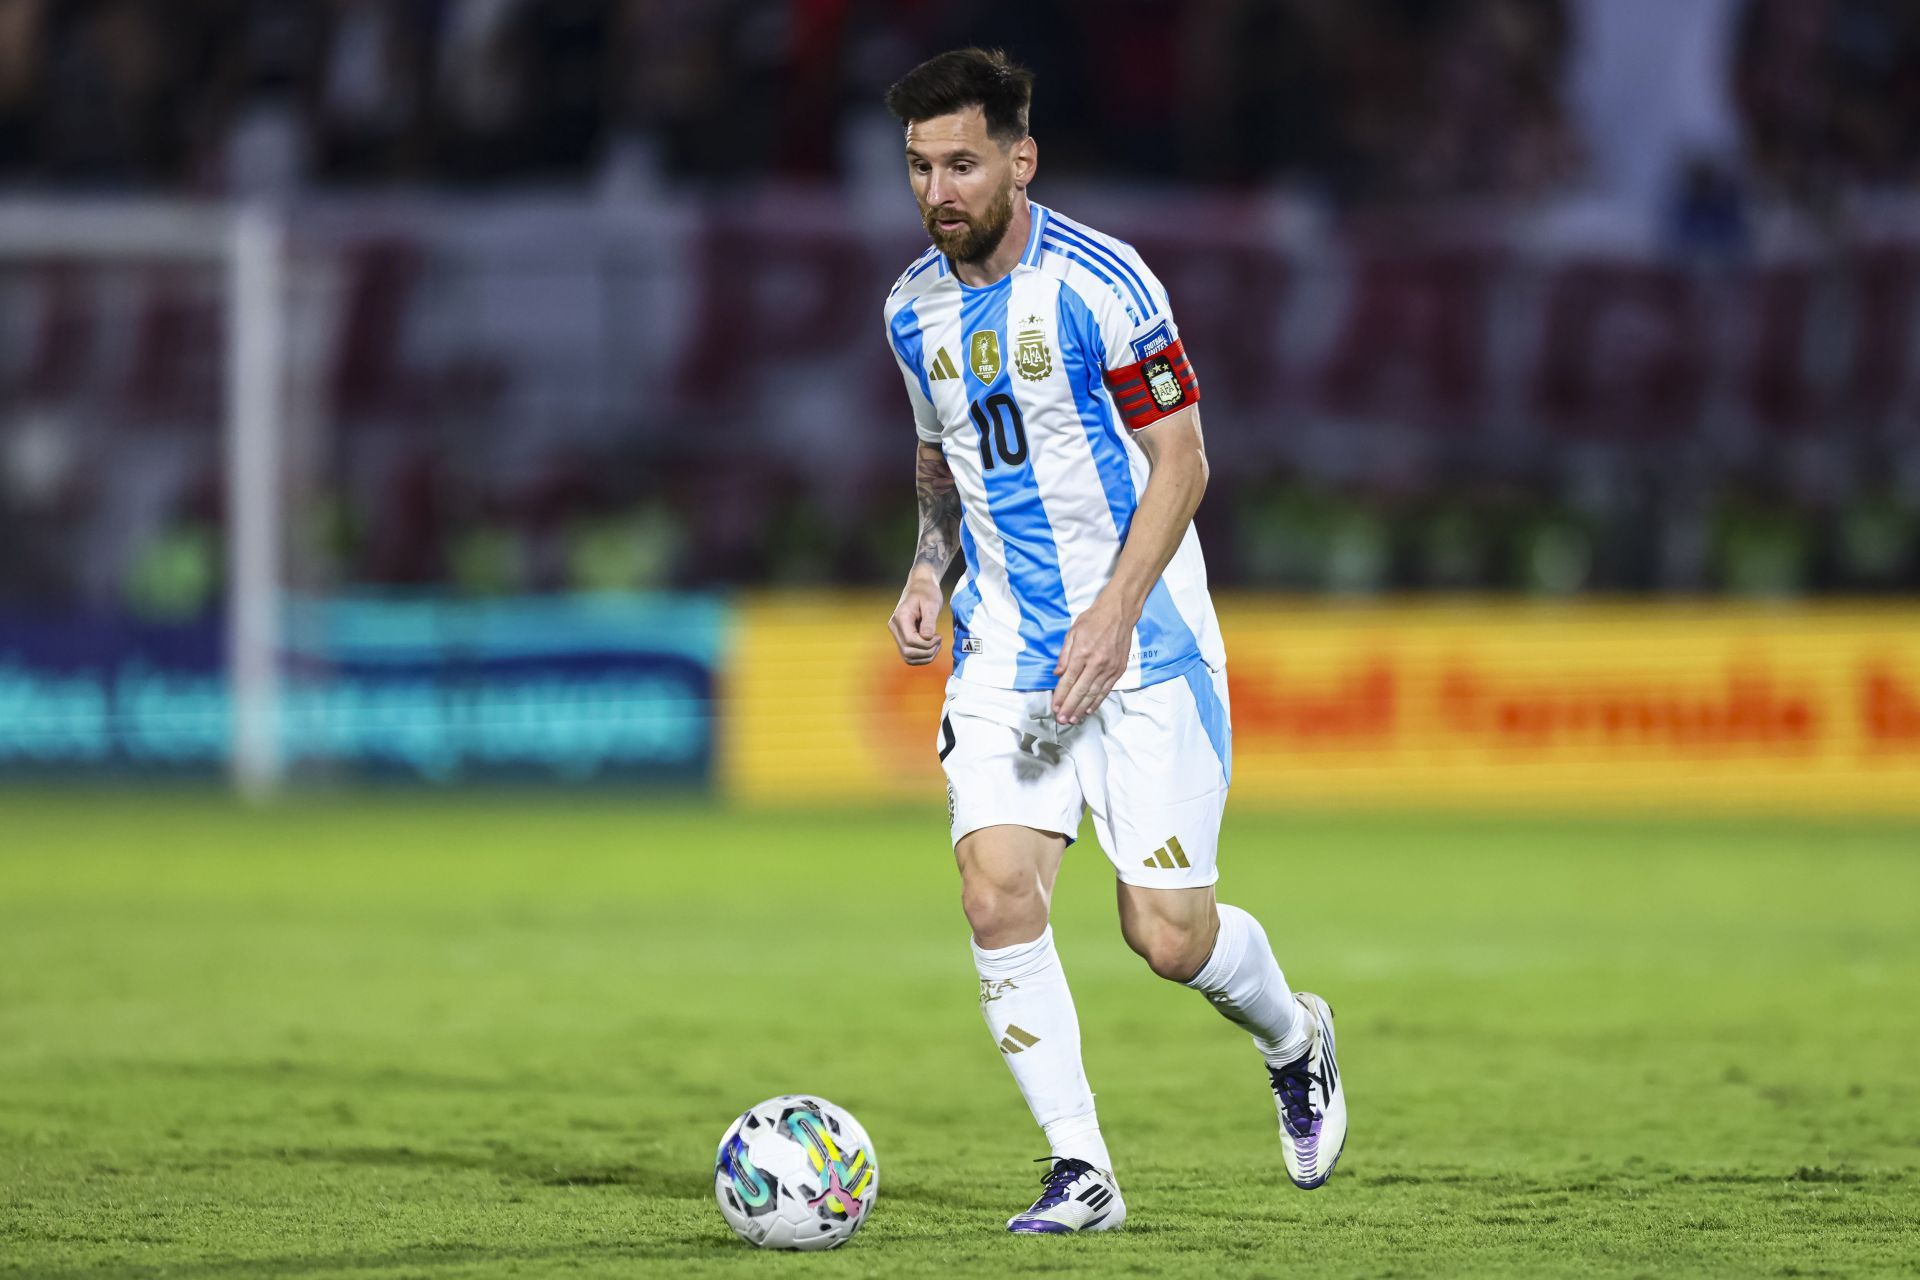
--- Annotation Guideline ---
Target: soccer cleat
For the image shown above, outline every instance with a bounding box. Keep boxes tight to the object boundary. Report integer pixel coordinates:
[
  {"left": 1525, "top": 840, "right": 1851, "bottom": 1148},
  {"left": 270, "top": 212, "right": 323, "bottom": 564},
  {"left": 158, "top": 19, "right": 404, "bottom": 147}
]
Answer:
[
  {"left": 1005, "top": 1157, "right": 1126, "bottom": 1233},
  {"left": 1269, "top": 991, "right": 1346, "bottom": 1189}
]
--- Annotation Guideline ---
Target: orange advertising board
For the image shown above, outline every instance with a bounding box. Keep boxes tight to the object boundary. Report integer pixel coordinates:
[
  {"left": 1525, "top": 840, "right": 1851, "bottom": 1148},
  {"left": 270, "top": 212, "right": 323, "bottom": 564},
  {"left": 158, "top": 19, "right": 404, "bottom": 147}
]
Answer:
[{"left": 722, "top": 596, "right": 1920, "bottom": 814}]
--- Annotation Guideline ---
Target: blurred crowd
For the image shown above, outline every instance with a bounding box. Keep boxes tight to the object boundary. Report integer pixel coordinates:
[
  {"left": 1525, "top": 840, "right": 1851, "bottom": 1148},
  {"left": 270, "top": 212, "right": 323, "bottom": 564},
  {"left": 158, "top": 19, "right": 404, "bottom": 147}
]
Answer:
[
  {"left": 466, "top": 463, "right": 1920, "bottom": 598},
  {"left": 7, "top": 447, "right": 1913, "bottom": 620},
  {"left": 1735, "top": 0, "right": 1920, "bottom": 208},
  {"left": 4, "top": 0, "right": 1920, "bottom": 613},
  {"left": 0, "top": 0, "right": 1910, "bottom": 204}
]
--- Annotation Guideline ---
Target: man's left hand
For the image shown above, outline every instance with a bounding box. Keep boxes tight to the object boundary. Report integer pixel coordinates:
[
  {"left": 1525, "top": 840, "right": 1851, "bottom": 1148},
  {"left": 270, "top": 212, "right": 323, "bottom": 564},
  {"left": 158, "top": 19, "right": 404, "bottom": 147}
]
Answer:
[{"left": 1052, "top": 591, "right": 1137, "bottom": 725}]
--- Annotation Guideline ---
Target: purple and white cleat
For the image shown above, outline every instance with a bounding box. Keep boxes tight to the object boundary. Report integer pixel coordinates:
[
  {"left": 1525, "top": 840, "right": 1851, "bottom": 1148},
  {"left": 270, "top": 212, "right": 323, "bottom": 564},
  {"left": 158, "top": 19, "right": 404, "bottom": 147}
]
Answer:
[
  {"left": 1005, "top": 1157, "right": 1125, "bottom": 1233},
  {"left": 1270, "top": 992, "right": 1346, "bottom": 1189}
]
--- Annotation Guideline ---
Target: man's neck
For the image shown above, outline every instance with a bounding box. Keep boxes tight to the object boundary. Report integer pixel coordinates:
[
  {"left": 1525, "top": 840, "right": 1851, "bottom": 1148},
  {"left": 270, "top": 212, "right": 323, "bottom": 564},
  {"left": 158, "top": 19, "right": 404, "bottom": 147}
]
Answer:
[{"left": 950, "top": 194, "right": 1033, "bottom": 289}]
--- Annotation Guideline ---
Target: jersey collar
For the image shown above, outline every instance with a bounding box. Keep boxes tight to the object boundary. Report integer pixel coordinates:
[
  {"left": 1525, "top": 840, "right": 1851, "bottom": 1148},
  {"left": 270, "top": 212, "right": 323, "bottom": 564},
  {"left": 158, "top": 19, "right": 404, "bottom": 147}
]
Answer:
[{"left": 1020, "top": 202, "right": 1049, "bottom": 268}]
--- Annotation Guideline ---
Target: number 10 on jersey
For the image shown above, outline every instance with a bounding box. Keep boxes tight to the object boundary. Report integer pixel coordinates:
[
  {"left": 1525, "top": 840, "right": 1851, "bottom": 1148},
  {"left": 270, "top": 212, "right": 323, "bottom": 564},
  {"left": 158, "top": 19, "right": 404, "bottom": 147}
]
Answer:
[{"left": 970, "top": 393, "right": 1029, "bottom": 471}]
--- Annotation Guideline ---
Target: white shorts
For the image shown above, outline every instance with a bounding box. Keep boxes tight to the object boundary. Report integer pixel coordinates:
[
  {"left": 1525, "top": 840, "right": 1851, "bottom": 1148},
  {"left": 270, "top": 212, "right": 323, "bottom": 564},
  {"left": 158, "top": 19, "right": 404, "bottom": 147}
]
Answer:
[{"left": 937, "top": 662, "right": 1232, "bottom": 889}]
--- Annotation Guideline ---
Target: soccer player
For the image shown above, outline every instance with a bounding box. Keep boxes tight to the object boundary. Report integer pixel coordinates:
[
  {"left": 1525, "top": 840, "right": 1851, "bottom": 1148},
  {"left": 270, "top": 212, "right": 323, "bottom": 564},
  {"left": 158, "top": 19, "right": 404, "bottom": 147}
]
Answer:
[{"left": 880, "top": 48, "right": 1348, "bottom": 1234}]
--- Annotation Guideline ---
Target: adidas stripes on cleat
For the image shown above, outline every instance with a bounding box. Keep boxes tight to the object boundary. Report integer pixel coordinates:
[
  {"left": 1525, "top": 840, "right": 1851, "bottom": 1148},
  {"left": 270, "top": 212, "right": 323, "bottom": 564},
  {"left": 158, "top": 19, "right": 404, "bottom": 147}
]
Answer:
[
  {"left": 1005, "top": 1157, "right": 1126, "bottom": 1233},
  {"left": 1270, "top": 992, "right": 1347, "bottom": 1189}
]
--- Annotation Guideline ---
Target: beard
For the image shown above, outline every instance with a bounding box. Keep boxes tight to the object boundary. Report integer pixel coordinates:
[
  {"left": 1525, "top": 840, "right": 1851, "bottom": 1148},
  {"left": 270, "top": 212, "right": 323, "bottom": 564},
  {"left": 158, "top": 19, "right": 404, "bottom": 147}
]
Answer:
[{"left": 922, "top": 179, "right": 1016, "bottom": 265}]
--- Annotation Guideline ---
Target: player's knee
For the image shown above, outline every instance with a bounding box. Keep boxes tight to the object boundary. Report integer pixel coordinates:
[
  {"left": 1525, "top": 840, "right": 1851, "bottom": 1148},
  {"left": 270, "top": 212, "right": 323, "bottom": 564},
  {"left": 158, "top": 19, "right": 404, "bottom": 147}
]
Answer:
[
  {"left": 960, "top": 878, "right": 1046, "bottom": 948},
  {"left": 1128, "top": 921, "right": 1213, "bottom": 983}
]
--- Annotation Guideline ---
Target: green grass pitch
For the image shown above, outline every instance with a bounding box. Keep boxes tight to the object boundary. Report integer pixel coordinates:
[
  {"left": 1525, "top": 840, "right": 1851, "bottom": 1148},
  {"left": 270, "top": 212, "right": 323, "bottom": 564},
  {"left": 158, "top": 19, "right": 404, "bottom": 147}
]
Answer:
[{"left": 2, "top": 794, "right": 1917, "bottom": 1278}]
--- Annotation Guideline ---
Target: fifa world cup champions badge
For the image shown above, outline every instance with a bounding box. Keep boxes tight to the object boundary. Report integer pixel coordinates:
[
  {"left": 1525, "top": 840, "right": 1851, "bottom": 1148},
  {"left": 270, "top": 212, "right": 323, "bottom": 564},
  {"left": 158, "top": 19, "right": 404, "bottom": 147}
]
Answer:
[{"left": 968, "top": 331, "right": 1002, "bottom": 382}]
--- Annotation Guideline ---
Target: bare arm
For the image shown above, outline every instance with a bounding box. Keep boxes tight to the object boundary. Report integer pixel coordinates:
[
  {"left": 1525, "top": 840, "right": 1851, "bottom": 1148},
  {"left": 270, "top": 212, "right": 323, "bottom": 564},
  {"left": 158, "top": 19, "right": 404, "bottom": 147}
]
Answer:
[
  {"left": 888, "top": 442, "right": 962, "bottom": 665},
  {"left": 1105, "top": 406, "right": 1208, "bottom": 617},
  {"left": 1052, "top": 405, "right": 1208, "bottom": 722},
  {"left": 911, "top": 442, "right": 963, "bottom": 588}
]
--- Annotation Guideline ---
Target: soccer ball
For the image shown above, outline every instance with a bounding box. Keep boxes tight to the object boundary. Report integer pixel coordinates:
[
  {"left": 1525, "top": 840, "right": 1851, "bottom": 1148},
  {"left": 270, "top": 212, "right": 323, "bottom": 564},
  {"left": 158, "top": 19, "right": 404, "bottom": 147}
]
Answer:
[{"left": 713, "top": 1094, "right": 878, "bottom": 1250}]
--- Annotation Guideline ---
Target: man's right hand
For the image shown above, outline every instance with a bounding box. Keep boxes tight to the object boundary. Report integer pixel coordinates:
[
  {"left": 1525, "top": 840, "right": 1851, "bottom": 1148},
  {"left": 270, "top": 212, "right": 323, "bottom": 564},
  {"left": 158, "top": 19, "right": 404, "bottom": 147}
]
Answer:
[{"left": 887, "top": 575, "right": 946, "bottom": 665}]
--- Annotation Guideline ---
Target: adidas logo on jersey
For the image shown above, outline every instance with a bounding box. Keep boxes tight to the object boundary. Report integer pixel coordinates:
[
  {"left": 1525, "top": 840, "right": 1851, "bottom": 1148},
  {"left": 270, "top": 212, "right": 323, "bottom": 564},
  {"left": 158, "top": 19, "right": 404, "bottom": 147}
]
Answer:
[
  {"left": 1142, "top": 837, "right": 1192, "bottom": 870},
  {"left": 928, "top": 347, "right": 960, "bottom": 381}
]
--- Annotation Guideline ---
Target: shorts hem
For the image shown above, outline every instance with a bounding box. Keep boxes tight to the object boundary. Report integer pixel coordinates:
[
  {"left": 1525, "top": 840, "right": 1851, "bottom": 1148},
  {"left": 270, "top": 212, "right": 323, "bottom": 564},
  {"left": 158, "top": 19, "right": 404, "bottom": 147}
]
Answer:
[
  {"left": 951, "top": 815, "right": 1079, "bottom": 849},
  {"left": 1111, "top": 869, "right": 1221, "bottom": 890}
]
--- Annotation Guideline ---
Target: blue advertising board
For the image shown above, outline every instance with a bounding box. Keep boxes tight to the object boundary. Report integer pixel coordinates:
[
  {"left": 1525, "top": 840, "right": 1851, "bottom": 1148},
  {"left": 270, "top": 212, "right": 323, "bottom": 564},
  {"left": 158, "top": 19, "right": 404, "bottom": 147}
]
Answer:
[{"left": 0, "top": 594, "right": 726, "bottom": 784}]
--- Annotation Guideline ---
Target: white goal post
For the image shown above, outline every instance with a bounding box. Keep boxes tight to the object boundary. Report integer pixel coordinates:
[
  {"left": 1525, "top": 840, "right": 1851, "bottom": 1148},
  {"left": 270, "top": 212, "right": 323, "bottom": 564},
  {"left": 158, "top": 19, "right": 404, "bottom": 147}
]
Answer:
[{"left": 0, "top": 200, "right": 287, "bottom": 800}]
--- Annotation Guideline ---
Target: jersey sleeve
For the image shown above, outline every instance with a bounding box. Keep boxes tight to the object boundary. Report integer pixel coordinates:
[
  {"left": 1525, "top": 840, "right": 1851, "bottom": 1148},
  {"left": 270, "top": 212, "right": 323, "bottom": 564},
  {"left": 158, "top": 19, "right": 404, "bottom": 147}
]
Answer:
[
  {"left": 1084, "top": 253, "right": 1201, "bottom": 431},
  {"left": 884, "top": 299, "right": 944, "bottom": 444}
]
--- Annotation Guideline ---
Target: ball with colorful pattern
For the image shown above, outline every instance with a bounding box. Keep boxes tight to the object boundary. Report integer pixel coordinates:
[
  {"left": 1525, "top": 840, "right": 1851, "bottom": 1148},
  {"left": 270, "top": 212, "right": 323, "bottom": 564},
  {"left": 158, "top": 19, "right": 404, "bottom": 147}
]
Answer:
[{"left": 713, "top": 1095, "right": 878, "bottom": 1250}]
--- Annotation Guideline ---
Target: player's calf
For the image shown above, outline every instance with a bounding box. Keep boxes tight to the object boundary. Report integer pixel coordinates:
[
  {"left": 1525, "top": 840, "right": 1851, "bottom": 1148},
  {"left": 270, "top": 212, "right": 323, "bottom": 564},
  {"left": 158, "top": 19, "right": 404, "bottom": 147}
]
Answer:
[
  {"left": 1129, "top": 928, "right": 1214, "bottom": 982},
  {"left": 1116, "top": 884, "right": 1218, "bottom": 982}
]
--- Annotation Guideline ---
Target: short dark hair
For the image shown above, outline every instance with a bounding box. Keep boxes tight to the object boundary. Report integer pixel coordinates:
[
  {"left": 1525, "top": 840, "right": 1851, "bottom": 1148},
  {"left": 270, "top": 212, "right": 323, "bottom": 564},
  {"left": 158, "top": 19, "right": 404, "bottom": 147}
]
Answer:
[{"left": 884, "top": 48, "right": 1033, "bottom": 145}]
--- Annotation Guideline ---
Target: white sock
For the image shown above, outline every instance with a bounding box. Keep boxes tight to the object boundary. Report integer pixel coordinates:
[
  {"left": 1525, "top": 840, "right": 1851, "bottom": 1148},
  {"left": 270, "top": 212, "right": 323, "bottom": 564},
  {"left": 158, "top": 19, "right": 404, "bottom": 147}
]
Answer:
[
  {"left": 1185, "top": 903, "right": 1311, "bottom": 1065},
  {"left": 972, "top": 926, "right": 1114, "bottom": 1173}
]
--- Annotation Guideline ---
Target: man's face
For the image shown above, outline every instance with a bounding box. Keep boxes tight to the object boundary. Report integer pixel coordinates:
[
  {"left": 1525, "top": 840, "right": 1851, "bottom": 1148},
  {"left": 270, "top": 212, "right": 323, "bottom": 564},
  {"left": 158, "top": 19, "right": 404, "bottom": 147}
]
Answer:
[{"left": 905, "top": 107, "right": 1028, "bottom": 265}]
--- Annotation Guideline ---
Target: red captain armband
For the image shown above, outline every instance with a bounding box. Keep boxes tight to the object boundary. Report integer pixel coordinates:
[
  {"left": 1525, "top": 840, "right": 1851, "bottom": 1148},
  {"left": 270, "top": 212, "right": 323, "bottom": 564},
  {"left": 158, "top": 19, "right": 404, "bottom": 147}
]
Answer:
[{"left": 1103, "top": 338, "right": 1200, "bottom": 430}]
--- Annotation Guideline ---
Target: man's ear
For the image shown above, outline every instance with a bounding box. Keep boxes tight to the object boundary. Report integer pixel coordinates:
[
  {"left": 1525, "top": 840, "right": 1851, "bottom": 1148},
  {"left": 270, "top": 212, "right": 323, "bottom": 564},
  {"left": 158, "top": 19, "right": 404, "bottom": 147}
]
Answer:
[{"left": 1012, "top": 136, "right": 1037, "bottom": 189}]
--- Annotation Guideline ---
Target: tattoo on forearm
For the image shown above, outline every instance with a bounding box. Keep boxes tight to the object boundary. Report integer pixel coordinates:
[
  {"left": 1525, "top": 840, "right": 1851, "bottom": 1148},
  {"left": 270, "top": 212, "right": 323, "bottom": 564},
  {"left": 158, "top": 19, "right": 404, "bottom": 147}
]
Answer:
[{"left": 913, "top": 445, "right": 961, "bottom": 574}]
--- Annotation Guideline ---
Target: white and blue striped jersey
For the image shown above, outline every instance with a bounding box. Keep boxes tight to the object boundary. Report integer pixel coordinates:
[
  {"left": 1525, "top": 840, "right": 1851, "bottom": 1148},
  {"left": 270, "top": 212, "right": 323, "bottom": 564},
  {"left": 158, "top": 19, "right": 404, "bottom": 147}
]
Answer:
[{"left": 884, "top": 202, "right": 1224, "bottom": 692}]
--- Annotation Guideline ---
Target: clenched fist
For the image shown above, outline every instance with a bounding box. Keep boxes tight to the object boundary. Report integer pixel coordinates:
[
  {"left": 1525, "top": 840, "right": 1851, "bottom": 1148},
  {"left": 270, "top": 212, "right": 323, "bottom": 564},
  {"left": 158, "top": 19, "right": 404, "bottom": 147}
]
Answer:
[{"left": 888, "top": 576, "right": 946, "bottom": 665}]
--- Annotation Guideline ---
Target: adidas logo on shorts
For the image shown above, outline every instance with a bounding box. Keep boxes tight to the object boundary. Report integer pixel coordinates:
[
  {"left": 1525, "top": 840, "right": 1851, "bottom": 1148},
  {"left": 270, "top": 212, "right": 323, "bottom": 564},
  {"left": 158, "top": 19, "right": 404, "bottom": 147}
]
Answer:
[{"left": 1141, "top": 837, "right": 1192, "bottom": 870}]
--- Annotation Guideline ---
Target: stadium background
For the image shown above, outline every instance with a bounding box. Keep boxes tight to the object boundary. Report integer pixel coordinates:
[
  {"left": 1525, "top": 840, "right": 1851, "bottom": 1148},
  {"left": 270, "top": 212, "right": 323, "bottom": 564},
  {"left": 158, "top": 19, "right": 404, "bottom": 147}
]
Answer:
[{"left": 2, "top": 2, "right": 1917, "bottom": 1277}]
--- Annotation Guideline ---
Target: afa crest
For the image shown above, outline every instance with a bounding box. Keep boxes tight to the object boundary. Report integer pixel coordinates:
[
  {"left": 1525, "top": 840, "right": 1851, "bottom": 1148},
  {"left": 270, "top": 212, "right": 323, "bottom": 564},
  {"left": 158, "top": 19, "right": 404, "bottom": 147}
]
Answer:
[
  {"left": 968, "top": 330, "right": 1002, "bottom": 382},
  {"left": 1144, "top": 354, "right": 1184, "bottom": 409},
  {"left": 1014, "top": 315, "right": 1053, "bottom": 381}
]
